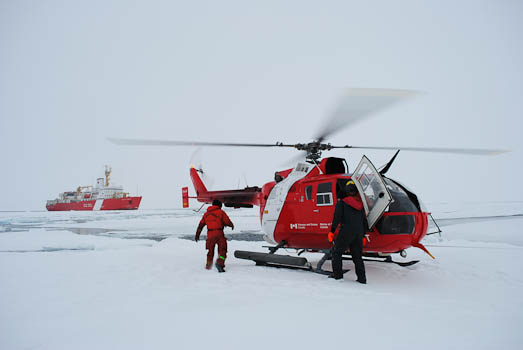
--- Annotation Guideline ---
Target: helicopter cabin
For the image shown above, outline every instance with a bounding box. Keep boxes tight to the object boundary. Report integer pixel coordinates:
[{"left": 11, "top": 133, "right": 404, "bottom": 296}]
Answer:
[{"left": 268, "top": 156, "right": 427, "bottom": 252}]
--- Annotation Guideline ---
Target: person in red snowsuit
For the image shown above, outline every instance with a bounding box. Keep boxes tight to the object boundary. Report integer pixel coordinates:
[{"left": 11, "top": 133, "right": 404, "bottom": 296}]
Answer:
[{"left": 195, "top": 199, "right": 234, "bottom": 272}]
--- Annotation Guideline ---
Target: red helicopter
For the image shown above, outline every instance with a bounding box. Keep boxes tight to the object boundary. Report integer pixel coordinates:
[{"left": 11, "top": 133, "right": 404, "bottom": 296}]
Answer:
[{"left": 110, "top": 89, "right": 506, "bottom": 273}]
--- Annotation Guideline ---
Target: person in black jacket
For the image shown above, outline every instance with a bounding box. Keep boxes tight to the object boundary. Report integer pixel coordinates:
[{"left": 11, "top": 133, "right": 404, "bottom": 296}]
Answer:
[{"left": 328, "top": 180, "right": 367, "bottom": 283}]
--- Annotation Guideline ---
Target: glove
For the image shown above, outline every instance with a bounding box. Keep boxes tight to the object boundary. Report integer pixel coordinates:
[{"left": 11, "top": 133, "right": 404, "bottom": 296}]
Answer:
[
  {"left": 327, "top": 232, "right": 335, "bottom": 243},
  {"left": 194, "top": 235, "right": 199, "bottom": 242},
  {"left": 231, "top": 224, "right": 234, "bottom": 231}
]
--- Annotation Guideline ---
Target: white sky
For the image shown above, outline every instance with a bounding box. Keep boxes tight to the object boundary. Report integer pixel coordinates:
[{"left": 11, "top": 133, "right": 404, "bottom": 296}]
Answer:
[{"left": 1, "top": 0, "right": 522, "bottom": 211}]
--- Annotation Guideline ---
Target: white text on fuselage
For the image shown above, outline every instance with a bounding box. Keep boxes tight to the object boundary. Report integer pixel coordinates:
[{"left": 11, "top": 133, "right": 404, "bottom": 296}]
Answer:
[{"left": 290, "top": 223, "right": 330, "bottom": 230}]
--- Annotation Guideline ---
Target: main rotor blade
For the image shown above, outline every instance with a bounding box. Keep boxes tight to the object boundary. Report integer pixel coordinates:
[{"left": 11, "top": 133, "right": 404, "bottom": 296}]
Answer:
[
  {"left": 315, "top": 88, "right": 420, "bottom": 143},
  {"left": 108, "top": 138, "right": 295, "bottom": 148},
  {"left": 331, "top": 145, "right": 509, "bottom": 156}
]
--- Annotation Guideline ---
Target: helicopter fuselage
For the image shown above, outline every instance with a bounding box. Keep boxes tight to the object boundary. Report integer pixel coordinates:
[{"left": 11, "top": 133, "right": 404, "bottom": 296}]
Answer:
[{"left": 188, "top": 156, "right": 432, "bottom": 257}]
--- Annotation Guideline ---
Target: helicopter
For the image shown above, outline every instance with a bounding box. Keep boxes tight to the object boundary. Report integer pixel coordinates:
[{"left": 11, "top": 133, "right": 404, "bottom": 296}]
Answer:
[{"left": 109, "top": 88, "right": 507, "bottom": 274}]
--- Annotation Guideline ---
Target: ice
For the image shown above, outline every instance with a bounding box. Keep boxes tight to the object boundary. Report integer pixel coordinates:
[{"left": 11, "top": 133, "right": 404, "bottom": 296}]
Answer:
[
  {"left": 0, "top": 229, "right": 154, "bottom": 252},
  {"left": 1, "top": 203, "right": 522, "bottom": 349}
]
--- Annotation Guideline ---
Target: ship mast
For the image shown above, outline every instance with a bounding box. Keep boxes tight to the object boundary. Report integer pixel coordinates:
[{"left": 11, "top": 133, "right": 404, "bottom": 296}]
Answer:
[{"left": 105, "top": 165, "right": 111, "bottom": 187}]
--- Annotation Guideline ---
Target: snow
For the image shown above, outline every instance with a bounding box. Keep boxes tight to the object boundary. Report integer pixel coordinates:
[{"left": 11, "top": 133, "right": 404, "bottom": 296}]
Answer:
[{"left": 1, "top": 203, "right": 523, "bottom": 349}]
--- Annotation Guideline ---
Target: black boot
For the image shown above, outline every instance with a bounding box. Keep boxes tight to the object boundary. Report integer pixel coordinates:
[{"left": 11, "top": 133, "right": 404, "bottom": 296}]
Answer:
[
  {"left": 328, "top": 273, "right": 342, "bottom": 280},
  {"left": 356, "top": 278, "right": 366, "bottom": 284},
  {"left": 215, "top": 262, "right": 225, "bottom": 273}
]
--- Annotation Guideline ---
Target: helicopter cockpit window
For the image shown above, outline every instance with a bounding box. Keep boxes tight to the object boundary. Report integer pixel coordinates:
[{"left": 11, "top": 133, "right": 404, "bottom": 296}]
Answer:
[
  {"left": 375, "top": 178, "right": 419, "bottom": 235},
  {"left": 383, "top": 179, "right": 418, "bottom": 212},
  {"left": 316, "top": 182, "right": 333, "bottom": 206},
  {"left": 305, "top": 185, "right": 312, "bottom": 200}
]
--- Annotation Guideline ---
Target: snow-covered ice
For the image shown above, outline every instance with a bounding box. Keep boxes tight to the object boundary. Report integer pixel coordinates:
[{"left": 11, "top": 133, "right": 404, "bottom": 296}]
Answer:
[{"left": 1, "top": 202, "right": 522, "bottom": 349}]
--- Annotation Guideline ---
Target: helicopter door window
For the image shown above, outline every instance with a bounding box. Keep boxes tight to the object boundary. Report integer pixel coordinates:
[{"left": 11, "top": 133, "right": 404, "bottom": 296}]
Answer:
[
  {"left": 316, "top": 182, "right": 333, "bottom": 206},
  {"left": 352, "top": 156, "right": 393, "bottom": 229},
  {"left": 305, "top": 186, "right": 312, "bottom": 200}
]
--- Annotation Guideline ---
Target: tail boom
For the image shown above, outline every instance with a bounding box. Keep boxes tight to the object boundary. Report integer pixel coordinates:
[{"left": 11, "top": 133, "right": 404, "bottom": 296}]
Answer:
[{"left": 188, "top": 167, "right": 262, "bottom": 208}]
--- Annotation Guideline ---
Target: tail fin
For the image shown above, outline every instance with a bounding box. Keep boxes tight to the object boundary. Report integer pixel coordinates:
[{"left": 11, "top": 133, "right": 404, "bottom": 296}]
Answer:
[
  {"left": 181, "top": 187, "right": 189, "bottom": 208},
  {"left": 189, "top": 165, "right": 261, "bottom": 207},
  {"left": 190, "top": 167, "right": 208, "bottom": 197}
]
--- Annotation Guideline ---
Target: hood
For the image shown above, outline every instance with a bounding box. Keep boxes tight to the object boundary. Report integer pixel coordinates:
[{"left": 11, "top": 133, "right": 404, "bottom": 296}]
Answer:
[
  {"left": 207, "top": 205, "right": 221, "bottom": 212},
  {"left": 342, "top": 195, "right": 363, "bottom": 211}
]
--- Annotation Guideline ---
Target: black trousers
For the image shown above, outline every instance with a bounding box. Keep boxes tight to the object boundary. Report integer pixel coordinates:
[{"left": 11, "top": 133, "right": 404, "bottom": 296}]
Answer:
[{"left": 332, "top": 233, "right": 366, "bottom": 281}]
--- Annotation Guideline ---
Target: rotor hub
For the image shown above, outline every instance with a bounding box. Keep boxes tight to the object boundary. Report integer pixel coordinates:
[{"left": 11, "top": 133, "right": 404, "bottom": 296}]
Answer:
[{"left": 293, "top": 142, "right": 333, "bottom": 161}]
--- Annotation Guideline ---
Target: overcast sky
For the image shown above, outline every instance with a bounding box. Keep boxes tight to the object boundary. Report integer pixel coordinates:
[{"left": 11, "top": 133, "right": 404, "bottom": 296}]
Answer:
[{"left": 1, "top": 0, "right": 522, "bottom": 211}]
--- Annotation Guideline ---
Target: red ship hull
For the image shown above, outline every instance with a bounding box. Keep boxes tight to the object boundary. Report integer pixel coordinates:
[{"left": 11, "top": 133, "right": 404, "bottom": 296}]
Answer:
[{"left": 46, "top": 197, "right": 142, "bottom": 211}]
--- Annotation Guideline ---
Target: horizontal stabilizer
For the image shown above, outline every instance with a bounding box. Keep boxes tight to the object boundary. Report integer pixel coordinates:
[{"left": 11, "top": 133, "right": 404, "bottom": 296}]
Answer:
[{"left": 181, "top": 187, "right": 189, "bottom": 208}]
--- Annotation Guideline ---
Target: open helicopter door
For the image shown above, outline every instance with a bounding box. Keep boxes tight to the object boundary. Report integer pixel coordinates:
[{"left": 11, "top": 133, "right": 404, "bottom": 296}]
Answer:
[{"left": 352, "top": 155, "right": 393, "bottom": 229}]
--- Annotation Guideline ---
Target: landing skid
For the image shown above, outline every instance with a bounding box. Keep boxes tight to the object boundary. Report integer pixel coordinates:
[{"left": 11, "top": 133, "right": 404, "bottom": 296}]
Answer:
[
  {"left": 326, "top": 256, "right": 419, "bottom": 273},
  {"left": 379, "top": 257, "right": 419, "bottom": 267},
  {"left": 314, "top": 249, "right": 348, "bottom": 276},
  {"left": 234, "top": 249, "right": 349, "bottom": 276},
  {"left": 254, "top": 261, "right": 312, "bottom": 272},
  {"left": 352, "top": 255, "right": 419, "bottom": 267},
  {"left": 234, "top": 247, "right": 419, "bottom": 276},
  {"left": 313, "top": 268, "right": 350, "bottom": 276},
  {"left": 234, "top": 250, "right": 312, "bottom": 271}
]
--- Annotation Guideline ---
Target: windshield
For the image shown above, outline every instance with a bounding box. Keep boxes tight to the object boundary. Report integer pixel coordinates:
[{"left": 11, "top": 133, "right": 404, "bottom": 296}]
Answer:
[{"left": 384, "top": 178, "right": 418, "bottom": 212}]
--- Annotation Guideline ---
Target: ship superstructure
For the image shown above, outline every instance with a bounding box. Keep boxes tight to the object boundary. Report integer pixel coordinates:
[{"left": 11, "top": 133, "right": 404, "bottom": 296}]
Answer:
[{"left": 46, "top": 166, "right": 142, "bottom": 211}]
